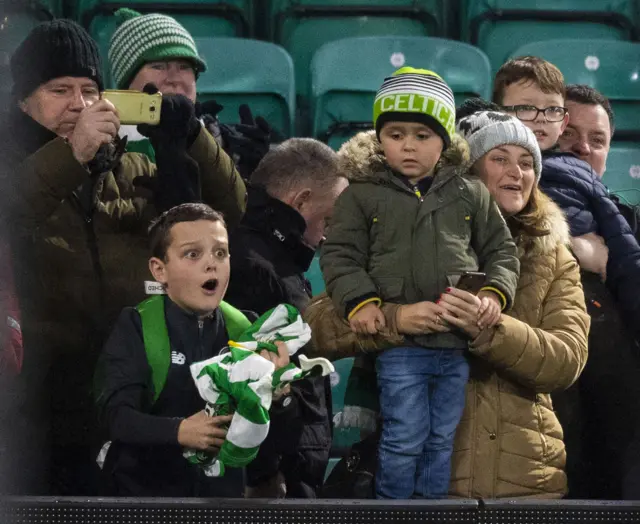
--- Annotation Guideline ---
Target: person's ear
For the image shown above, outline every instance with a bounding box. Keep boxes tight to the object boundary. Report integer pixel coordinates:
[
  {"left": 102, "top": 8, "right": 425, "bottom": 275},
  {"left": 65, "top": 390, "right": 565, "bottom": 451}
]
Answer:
[
  {"left": 560, "top": 111, "right": 570, "bottom": 133},
  {"left": 149, "top": 257, "right": 168, "bottom": 285},
  {"left": 290, "top": 188, "right": 312, "bottom": 213}
]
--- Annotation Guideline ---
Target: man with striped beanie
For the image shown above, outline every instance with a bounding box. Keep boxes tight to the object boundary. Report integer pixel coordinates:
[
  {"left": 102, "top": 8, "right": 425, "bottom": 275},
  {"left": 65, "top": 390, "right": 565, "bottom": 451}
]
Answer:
[{"left": 108, "top": 8, "right": 270, "bottom": 178}]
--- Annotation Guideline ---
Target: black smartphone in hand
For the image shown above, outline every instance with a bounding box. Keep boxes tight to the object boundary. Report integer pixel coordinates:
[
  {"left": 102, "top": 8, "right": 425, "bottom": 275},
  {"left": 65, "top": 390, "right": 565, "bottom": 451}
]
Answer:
[{"left": 456, "top": 271, "right": 486, "bottom": 294}]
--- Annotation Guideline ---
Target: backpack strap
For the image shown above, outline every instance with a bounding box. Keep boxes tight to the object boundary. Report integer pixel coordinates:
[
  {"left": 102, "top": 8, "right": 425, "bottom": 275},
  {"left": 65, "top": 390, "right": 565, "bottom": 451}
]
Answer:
[
  {"left": 137, "top": 297, "right": 252, "bottom": 404},
  {"left": 219, "top": 300, "right": 252, "bottom": 341},
  {"left": 136, "top": 296, "right": 170, "bottom": 404}
]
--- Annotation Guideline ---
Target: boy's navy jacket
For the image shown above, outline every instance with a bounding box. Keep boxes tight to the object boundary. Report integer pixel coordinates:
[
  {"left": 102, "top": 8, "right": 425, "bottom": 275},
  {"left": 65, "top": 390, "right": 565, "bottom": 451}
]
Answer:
[
  {"left": 94, "top": 296, "right": 245, "bottom": 497},
  {"left": 540, "top": 150, "right": 640, "bottom": 336}
]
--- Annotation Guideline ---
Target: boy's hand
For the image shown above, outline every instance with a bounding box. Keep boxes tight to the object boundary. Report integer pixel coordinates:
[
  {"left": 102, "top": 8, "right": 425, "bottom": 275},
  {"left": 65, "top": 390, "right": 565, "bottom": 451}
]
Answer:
[
  {"left": 349, "top": 302, "right": 386, "bottom": 335},
  {"left": 476, "top": 291, "right": 501, "bottom": 329},
  {"left": 259, "top": 340, "right": 290, "bottom": 370},
  {"left": 177, "top": 411, "right": 232, "bottom": 451}
]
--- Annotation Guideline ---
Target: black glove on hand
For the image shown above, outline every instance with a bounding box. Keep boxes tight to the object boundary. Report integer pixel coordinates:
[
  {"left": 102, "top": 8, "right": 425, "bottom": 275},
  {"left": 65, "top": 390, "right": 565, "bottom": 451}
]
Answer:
[
  {"left": 220, "top": 104, "right": 271, "bottom": 179},
  {"left": 134, "top": 84, "right": 202, "bottom": 212},
  {"left": 134, "top": 143, "right": 202, "bottom": 213},
  {"left": 137, "top": 83, "right": 201, "bottom": 148},
  {"left": 197, "top": 99, "right": 225, "bottom": 146}
]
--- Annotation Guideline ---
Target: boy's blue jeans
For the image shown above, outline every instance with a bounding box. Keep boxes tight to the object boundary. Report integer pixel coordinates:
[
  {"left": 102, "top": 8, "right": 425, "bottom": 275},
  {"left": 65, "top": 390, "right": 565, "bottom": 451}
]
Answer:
[{"left": 375, "top": 347, "right": 469, "bottom": 499}]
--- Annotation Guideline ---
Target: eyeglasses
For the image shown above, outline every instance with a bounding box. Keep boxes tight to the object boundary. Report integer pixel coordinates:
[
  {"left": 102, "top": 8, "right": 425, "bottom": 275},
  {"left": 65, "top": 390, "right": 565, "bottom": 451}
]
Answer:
[{"left": 502, "top": 105, "right": 568, "bottom": 122}]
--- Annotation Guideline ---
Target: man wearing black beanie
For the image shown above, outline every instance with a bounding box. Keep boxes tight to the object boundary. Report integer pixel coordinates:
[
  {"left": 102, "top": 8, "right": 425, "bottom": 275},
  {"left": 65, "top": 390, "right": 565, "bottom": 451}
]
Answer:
[{"left": 0, "top": 19, "right": 246, "bottom": 496}]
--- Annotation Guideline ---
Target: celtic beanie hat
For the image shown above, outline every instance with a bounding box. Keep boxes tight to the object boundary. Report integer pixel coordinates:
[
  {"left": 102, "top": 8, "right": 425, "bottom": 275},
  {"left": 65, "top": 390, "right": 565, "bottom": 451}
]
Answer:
[
  {"left": 11, "top": 19, "right": 103, "bottom": 99},
  {"left": 109, "top": 8, "right": 207, "bottom": 89},
  {"left": 456, "top": 110, "right": 542, "bottom": 181},
  {"left": 373, "top": 67, "right": 456, "bottom": 149}
]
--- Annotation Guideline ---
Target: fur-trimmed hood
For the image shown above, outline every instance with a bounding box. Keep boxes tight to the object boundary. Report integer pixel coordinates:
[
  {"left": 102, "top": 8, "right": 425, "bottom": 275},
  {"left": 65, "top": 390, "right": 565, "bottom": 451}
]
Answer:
[
  {"left": 337, "top": 130, "right": 569, "bottom": 261},
  {"left": 516, "top": 191, "right": 570, "bottom": 262},
  {"left": 337, "top": 130, "right": 470, "bottom": 183}
]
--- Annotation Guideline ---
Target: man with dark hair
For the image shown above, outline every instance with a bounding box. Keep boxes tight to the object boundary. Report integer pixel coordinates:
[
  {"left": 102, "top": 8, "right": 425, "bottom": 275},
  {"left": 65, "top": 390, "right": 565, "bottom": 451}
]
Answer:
[
  {"left": 225, "top": 138, "right": 348, "bottom": 498},
  {"left": 558, "top": 84, "right": 614, "bottom": 179}
]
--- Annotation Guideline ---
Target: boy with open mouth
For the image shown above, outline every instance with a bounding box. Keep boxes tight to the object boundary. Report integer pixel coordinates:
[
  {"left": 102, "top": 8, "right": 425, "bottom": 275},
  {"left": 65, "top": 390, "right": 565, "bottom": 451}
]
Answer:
[{"left": 94, "top": 203, "right": 290, "bottom": 496}]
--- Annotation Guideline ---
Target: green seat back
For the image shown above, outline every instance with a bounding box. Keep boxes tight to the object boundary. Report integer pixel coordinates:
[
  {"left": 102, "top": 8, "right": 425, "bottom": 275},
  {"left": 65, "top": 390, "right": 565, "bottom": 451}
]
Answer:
[
  {"left": 196, "top": 37, "right": 296, "bottom": 139},
  {"left": 269, "top": 0, "right": 444, "bottom": 100},
  {"left": 605, "top": 143, "right": 640, "bottom": 205},
  {"left": 511, "top": 39, "right": 640, "bottom": 138},
  {"left": 311, "top": 36, "right": 491, "bottom": 150},
  {"left": 304, "top": 256, "right": 365, "bottom": 452},
  {"left": 79, "top": 0, "right": 252, "bottom": 87},
  {"left": 462, "top": 0, "right": 637, "bottom": 74},
  {"left": 304, "top": 255, "right": 325, "bottom": 295},
  {"left": 0, "top": 5, "right": 59, "bottom": 115}
]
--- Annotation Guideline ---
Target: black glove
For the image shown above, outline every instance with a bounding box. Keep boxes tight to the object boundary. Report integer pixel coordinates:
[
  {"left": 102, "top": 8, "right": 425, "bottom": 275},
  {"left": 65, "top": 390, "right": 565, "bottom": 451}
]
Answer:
[
  {"left": 137, "top": 83, "right": 201, "bottom": 148},
  {"left": 134, "top": 84, "right": 202, "bottom": 212},
  {"left": 197, "top": 99, "right": 225, "bottom": 147},
  {"left": 86, "top": 135, "right": 128, "bottom": 176},
  {"left": 220, "top": 104, "right": 271, "bottom": 179},
  {"left": 134, "top": 142, "right": 202, "bottom": 213}
]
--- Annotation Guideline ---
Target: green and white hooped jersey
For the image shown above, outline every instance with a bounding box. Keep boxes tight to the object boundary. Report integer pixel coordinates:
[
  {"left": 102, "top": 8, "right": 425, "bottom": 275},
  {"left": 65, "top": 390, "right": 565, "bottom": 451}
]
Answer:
[{"left": 185, "top": 304, "right": 334, "bottom": 477}]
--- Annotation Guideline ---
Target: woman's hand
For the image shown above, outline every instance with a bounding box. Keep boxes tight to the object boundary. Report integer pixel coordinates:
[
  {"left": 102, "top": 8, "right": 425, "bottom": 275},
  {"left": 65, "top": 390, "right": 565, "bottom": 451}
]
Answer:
[
  {"left": 438, "top": 287, "right": 484, "bottom": 339},
  {"left": 395, "top": 301, "right": 450, "bottom": 335}
]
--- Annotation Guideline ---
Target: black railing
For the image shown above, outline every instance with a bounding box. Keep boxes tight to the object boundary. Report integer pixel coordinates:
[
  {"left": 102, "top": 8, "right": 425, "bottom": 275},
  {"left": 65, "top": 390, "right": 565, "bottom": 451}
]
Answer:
[{"left": 2, "top": 497, "right": 640, "bottom": 523}]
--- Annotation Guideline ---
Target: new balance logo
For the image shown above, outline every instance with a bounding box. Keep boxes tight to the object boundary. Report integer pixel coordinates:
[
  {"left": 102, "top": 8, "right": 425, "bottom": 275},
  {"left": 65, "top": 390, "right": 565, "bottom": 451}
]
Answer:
[{"left": 171, "top": 351, "right": 186, "bottom": 365}]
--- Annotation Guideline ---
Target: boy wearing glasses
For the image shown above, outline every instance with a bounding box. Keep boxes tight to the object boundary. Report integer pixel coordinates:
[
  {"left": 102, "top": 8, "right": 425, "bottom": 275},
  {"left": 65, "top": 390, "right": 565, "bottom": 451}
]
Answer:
[{"left": 494, "top": 56, "right": 640, "bottom": 500}]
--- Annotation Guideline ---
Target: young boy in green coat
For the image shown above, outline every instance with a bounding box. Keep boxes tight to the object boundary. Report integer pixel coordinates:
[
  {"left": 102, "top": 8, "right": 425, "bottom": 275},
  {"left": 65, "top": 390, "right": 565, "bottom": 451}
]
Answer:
[{"left": 321, "top": 67, "right": 520, "bottom": 499}]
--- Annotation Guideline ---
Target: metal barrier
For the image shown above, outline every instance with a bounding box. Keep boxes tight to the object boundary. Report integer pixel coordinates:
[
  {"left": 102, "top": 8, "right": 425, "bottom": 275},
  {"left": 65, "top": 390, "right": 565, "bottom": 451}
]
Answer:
[{"left": 1, "top": 497, "right": 640, "bottom": 523}]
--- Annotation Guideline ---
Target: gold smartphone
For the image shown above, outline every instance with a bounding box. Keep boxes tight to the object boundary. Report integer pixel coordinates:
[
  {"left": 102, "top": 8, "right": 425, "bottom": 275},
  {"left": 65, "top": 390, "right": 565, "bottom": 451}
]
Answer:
[{"left": 102, "top": 90, "right": 162, "bottom": 125}]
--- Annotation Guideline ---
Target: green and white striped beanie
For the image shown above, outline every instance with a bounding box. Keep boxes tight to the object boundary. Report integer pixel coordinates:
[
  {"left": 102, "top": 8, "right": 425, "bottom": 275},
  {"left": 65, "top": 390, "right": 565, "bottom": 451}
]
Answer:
[
  {"left": 373, "top": 67, "right": 456, "bottom": 149},
  {"left": 109, "top": 8, "right": 206, "bottom": 89},
  {"left": 185, "top": 304, "right": 334, "bottom": 477}
]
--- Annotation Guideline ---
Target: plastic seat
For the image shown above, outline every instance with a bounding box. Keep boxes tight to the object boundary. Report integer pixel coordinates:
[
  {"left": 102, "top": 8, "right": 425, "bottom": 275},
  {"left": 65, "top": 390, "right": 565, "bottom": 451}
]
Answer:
[
  {"left": 269, "top": 0, "right": 444, "bottom": 99},
  {"left": 196, "top": 37, "right": 295, "bottom": 139},
  {"left": 511, "top": 39, "right": 640, "bottom": 140},
  {"left": 304, "top": 256, "right": 362, "bottom": 452},
  {"left": 0, "top": 5, "right": 59, "bottom": 115},
  {"left": 461, "top": 0, "right": 637, "bottom": 74},
  {"left": 605, "top": 143, "right": 640, "bottom": 205},
  {"left": 311, "top": 36, "right": 492, "bottom": 150},
  {"left": 79, "top": 0, "right": 253, "bottom": 86}
]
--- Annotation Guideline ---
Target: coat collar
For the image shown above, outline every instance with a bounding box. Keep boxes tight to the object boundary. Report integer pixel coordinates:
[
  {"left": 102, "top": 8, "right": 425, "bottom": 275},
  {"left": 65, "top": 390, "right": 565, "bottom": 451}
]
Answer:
[{"left": 240, "top": 184, "right": 315, "bottom": 272}]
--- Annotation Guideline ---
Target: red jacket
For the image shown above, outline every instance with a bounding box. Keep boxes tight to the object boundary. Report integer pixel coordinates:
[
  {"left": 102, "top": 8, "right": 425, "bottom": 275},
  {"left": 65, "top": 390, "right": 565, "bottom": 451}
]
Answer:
[{"left": 0, "top": 236, "right": 22, "bottom": 375}]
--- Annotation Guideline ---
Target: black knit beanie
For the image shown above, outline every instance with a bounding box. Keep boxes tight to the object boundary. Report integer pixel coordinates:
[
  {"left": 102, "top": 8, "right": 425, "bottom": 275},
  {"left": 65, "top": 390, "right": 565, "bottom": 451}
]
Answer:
[{"left": 11, "top": 19, "right": 103, "bottom": 100}]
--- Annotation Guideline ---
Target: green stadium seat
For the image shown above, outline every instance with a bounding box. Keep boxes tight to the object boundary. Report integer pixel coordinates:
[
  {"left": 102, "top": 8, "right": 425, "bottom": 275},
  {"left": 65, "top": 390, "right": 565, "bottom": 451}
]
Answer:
[
  {"left": 311, "top": 36, "right": 492, "bottom": 150},
  {"left": 269, "top": 0, "right": 444, "bottom": 100},
  {"left": 79, "top": 0, "right": 253, "bottom": 86},
  {"left": 195, "top": 37, "right": 295, "bottom": 139},
  {"left": 304, "top": 257, "right": 362, "bottom": 452},
  {"left": 0, "top": 4, "right": 60, "bottom": 114},
  {"left": 605, "top": 143, "right": 640, "bottom": 205},
  {"left": 461, "top": 0, "right": 637, "bottom": 74},
  {"left": 510, "top": 39, "right": 640, "bottom": 140}
]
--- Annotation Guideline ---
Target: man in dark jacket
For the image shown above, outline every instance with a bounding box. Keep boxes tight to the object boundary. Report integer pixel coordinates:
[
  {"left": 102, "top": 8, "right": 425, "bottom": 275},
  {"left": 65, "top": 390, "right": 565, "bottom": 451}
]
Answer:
[
  {"left": 225, "top": 138, "right": 348, "bottom": 498},
  {"left": 551, "top": 84, "right": 640, "bottom": 500},
  {"left": 0, "top": 19, "right": 246, "bottom": 495}
]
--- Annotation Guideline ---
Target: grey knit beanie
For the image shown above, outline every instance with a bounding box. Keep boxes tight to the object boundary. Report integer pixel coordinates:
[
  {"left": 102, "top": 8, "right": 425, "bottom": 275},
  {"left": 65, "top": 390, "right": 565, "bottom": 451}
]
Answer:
[{"left": 456, "top": 111, "right": 542, "bottom": 181}]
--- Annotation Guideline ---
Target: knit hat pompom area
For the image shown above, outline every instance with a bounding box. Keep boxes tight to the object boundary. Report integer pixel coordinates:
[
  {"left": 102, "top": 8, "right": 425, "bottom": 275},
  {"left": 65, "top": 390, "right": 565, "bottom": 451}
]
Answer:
[
  {"left": 456, "top": 104, "right": 542, "bottom": 182},
  {"left": 10, "top": 19, "right": 103, "bottom": 99},
  {"left": 108, "top": 8, "right": 207, "bottom": 89},
  {"left": 373, "top": 66, "right": 456, "bottom": 150}
]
